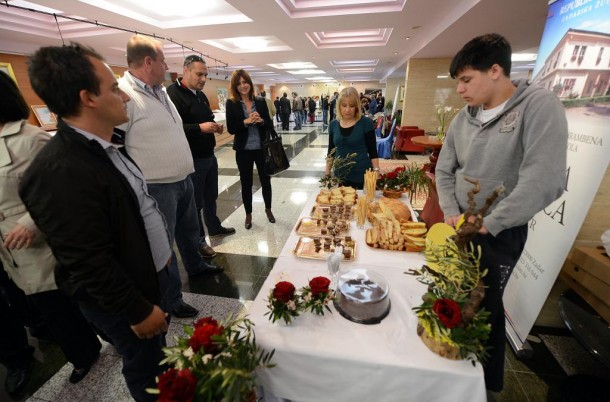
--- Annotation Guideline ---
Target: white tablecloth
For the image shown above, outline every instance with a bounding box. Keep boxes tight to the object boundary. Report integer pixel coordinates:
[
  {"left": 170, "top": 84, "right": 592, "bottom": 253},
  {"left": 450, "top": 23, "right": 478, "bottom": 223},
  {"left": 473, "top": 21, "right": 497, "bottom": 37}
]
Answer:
[{"left": 250, "top": 191, "right": 486, "bottom": 402}]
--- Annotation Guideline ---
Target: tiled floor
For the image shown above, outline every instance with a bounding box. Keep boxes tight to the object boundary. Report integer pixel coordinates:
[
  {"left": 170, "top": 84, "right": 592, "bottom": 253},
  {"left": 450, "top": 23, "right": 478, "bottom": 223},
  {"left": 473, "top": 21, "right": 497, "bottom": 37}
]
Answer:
[{"left": 3, "top": 121, "right": 609, "bottom": 402}]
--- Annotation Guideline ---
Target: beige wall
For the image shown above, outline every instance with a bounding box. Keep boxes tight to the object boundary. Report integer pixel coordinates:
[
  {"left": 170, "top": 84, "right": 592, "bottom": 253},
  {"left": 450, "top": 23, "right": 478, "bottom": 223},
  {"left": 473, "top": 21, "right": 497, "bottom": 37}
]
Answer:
[{"left": 402, "top": 58, "right": 463, "bottom": 131}]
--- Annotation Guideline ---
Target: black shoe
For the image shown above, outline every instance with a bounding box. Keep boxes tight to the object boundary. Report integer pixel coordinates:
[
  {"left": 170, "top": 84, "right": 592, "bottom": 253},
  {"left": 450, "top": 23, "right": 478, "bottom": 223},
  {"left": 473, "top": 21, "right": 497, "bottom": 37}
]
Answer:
[
  {"left": 69, "top": 354, "right": 99, "bottom": 384},
  {"left": 208, "top": 227, "right": 236, "bottom": 238},
  {"left": 171, "top": 301, "right": 199, "bottom": 318},
  {"left": 5, "top": 363, "right": 31, "bottom": 396},
  {"left": 188, "top": 261, "right": 224, "bottom": 277},
  {"left": 198, "top": 243, "right": 217, "bottom": 258},
  {"left": 265, "top": 209, "right": 276, "bottom": 223}
]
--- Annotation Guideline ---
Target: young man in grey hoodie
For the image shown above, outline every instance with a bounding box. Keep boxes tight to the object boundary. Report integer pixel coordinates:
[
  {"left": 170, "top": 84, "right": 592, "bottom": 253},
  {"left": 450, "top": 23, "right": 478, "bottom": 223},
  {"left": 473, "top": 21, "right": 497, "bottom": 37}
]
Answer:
[{"left": 436, "top": 33, "right": 567, "bottom": 393}]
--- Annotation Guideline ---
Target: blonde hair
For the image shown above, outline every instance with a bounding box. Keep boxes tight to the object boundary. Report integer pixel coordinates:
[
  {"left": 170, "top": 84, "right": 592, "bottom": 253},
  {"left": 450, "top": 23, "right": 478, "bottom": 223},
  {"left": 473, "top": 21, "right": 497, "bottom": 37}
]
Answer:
[
  {"left": 336, "top": 87, "right": 362, "bottom": 121},
  {"left": 126, "top": 35, "right": 162, "bottom": 68}
]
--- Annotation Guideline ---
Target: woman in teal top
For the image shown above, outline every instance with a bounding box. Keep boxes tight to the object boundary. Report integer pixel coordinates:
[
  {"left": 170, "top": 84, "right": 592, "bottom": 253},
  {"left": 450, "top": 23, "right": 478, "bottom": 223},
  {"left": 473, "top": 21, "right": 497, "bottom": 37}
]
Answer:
[{"left": 325, "top": 87, "right": 379, "bottom": 189}]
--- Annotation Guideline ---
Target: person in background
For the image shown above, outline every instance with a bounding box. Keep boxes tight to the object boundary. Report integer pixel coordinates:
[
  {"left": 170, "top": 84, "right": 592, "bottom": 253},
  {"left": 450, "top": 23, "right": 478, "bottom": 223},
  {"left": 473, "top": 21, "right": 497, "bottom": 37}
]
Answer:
[
  {"left": 325, "top": 87, "right": 379, "bottom": 189},
  {"left": 118, "top": 35, "right": 222, "bottom": 320},
  {"left": 308, "top": 96, "right": 316, "bottom": 124},
  {"left": 329, "top": 91, "right": 338, "bottom": 122},
  {"left": 0, "top": 70, "right": 102, "bottom": 388},
  {"left": 273, "top": 96, "right": 281, "bottom": 123},
  {"left": 435, "top": 33, "right": 568, "bottom": 393},
  {"left": 291, "top": 92, "right": 303, "bottom": 130},
  {"left": 261, "top": 91, "right": 276, "bottom": 123},
  {"left": 279, "top": 92, "right": 291, "bottom": 130},
  {"left": 322, "top": 95, "right": 330, "bottom": 127},
  {"left": 368, "top": 95, "right": 378, "bottom": 116},
  {"left": 166, "top": 55, "right": 236, "bottom": 247},
  {"left": 21, "top": 43, "right": 171, "bottom": 401},
  {"left": 225, "top": 69, "right": 275, "bottom": 230},
  {"left": 376, "top": 92, "right": 385, "bottom": 113}
]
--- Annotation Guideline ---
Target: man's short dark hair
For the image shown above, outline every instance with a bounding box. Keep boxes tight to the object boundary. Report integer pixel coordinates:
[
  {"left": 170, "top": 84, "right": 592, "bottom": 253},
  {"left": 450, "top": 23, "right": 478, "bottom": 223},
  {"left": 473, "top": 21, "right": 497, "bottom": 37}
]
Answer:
[
  {"left": 0, "top": 71, "right": 29, "bottom": 123},
  {"left": 449, "top": 33, "right": 512, "bottom": 78},
  {"left": 28, "top": 43, "right": 103, "bottom": 118}
]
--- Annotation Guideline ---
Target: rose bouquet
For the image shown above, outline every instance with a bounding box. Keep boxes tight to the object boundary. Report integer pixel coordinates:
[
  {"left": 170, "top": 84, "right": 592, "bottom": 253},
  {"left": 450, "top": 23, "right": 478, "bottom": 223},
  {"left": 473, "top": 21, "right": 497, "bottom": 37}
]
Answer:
[
  {"left": 377, "top": 166, "right": 406, "bottom": 191},
  {"left": 150, "top": 315, "right": 274, "bottom": 402},
  {"left": 300, "top": 276, "right": 335, "bottom": 315},
  {"left": 265, "top": 281, "right": 302, "bottom": 324},
  {"left": 408, "top": 239, "right": 491, "bottom": 365}
]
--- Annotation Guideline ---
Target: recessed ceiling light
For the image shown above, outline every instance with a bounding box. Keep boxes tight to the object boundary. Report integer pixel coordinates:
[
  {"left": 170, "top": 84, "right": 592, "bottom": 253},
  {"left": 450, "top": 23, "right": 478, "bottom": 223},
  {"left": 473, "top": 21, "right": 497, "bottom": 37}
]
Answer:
[
  {"left": 405, "top": 37, "right": 410, "bottom": 40},
  {"left": 232, "top": 37, "right": 267, "bottom": 51},
  {"left": 394, "top": 52, "right": 398, "bottom": 55}
]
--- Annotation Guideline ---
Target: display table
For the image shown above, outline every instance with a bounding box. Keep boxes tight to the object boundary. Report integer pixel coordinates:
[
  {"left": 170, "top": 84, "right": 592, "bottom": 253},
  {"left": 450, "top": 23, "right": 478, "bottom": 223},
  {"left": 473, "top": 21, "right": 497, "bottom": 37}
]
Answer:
[
  {"left": 249, "top": 191, "right": 486, "bottom": 402},
  {"left": 411, "top": 136, "right": 443, "bottom": 174}
]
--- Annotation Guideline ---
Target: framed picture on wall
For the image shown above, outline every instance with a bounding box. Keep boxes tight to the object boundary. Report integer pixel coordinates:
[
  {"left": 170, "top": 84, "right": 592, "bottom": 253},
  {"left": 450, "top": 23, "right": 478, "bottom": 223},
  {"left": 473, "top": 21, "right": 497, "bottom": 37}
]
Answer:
[
  {"left": 0, "top": 62, "right": 18, "bottom": 85},
  {"left": 31, "top": 105, "right": 57, "bottom": 131}
]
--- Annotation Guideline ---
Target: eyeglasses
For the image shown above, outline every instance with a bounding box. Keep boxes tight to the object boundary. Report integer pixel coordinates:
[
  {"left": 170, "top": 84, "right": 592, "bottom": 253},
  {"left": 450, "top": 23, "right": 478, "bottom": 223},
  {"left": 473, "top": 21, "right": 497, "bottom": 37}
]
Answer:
[{"left": 184, "top": 55, "right": 205, "bottom": 67}]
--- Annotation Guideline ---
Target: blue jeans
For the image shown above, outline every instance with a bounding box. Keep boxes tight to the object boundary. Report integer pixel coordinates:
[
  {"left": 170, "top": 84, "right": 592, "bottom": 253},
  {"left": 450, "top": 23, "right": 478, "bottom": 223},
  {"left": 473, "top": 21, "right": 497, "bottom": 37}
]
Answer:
[
  {"left": 190, "top": 156, "right": 222, "bottom": 236},
  {"left": 323, "top": 110, "right": 328, "bottom": 125},
  {"left": 147, "top": 178, "right": 201, "bottom": 310}
]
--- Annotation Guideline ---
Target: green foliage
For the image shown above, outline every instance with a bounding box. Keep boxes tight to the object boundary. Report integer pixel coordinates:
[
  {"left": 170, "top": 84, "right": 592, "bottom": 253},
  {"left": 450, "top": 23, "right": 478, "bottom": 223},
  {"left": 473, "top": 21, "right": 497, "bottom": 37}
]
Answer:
[
  {"left": 158, "top": 315, "right": 274, "bottom": 401},
  {"left": 320, "top": 149, "right": 357, "bottom": 189}
]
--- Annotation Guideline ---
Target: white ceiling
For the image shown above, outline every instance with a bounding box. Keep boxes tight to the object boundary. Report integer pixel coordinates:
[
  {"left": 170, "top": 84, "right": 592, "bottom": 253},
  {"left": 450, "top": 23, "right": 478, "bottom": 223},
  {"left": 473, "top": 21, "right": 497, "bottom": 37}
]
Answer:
[{"left": 0, "top": 0, "right": 549, "bottom": 85}]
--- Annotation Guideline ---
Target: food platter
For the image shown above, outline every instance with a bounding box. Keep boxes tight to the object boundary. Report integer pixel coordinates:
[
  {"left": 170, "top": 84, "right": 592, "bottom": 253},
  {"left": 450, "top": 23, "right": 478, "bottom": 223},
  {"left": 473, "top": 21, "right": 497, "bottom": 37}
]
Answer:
[
  {"left": 310, "top": 204, "right": 356, "bottom": 220},
  {"left": 293, "top": 236, "right": 356, "bottom": 261},
  {"left": 295, "top": 217, "right": 350, "bottom": 236}
]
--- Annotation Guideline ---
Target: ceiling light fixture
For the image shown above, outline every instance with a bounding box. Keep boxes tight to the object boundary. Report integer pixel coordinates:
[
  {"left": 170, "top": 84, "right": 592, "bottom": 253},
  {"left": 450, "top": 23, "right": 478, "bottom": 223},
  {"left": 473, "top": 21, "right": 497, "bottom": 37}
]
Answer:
[{"left": 232, "top": 37, "right": 268, "bottom": 51}]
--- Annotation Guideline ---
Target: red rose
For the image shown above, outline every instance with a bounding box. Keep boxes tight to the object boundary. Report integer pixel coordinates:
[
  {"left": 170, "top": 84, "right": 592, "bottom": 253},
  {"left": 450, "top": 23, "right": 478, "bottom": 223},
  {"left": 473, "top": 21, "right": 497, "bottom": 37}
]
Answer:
[
  {"left": 309, "top": 276, "right": 331, "bottom": 297},
  {"left": 194, "top": 316, "right": 218, "bottom": 329},
  {"left": 395, "top": 166, "right": 405, "bottom": 173},
  {"left": 158, "top": 368, "right": 197, "bottom": 402},
  {"left": 272, "top": 281, "right": 296, "bottom": 303},
  {"left": 387, "top": 171, "right": 397, "bottom": 179},
  {"left": 189, "top": 322, "right": 224, "bottom": 353},
  {"left": 432, "top": 298, "right": 462, "bottom": 328}
]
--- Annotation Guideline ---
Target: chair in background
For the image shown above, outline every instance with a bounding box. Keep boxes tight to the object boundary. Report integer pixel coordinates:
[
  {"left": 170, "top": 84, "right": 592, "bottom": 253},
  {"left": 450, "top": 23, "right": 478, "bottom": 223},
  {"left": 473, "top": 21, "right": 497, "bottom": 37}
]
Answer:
[
  {"left": 376, "top": 118, "right": 396, "bottom": 159},
  {"left": 394, "top": 126, "right": 426, "bottom": 153}
]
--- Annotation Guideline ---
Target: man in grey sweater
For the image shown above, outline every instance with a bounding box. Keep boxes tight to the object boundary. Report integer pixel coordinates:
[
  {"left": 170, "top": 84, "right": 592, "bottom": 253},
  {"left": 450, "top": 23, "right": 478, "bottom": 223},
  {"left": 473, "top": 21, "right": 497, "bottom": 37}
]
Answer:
[{"left": 436, "top": 33, "right": 567, "bottom": 393}]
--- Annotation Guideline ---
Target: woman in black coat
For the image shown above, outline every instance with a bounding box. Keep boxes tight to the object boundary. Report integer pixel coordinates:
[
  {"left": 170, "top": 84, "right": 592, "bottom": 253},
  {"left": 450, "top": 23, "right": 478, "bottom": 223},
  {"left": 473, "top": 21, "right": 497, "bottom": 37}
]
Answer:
[{"left": 225, "top": 69, "right": 275, "bottom": 229}]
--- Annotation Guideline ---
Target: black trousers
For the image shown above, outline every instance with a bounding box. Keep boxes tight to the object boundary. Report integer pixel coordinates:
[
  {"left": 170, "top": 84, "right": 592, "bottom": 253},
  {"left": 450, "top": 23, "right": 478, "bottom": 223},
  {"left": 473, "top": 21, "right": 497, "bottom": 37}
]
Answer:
[
  {"left": 28, "top": 289, "right": 101, "bottom": 369},
  {"left": 472, "top": 224, "right": 528, "bottom": 392},
  {"left": 280, "top": 113, "right": 290, "bottom": 130},
  {"left": 235, "top": 149, "right": 272, "bottom": 214},
  {"left": 0, "top": 272, "right": 33, "bottom": 369}
]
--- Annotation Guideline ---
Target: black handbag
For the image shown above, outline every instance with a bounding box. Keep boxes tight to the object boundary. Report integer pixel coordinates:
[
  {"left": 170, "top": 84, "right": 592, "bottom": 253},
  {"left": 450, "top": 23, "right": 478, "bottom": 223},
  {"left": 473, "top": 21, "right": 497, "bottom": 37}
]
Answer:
[{"left": 262, "top": 128, "right": 290, "bottom": 176}]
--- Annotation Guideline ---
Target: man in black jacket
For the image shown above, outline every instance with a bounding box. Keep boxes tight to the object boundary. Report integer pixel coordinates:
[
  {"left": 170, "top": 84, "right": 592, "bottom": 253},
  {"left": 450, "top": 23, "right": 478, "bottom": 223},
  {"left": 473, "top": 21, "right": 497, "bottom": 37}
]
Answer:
[
  {"left": 279, "top": 92, "right": 291, "bottom": 130},
  {"left": 167, "top": 55, "right": 236, "bottom": 245},
  {"left": 21, "top": 43, "right": 171, "bottom": 402}
]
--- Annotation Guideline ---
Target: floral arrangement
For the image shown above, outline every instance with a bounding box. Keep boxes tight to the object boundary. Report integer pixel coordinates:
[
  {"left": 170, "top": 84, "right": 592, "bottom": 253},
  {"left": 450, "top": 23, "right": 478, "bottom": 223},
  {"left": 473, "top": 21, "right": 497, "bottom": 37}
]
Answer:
[
  {"left": 377, "top": 166, "right": 407, "bottom": 191},
  {"left": 435, "top": 105, "right": 459, "bottom": 141},
  {"left": 320, "top": 149, "right": 357, "bottom": 189},
  {"left": 266, "top": 277, "right": 335, "bottom": 324},
  {"left": 377, "top": 163, "right": 427, "bottom": 193},
  {"left": 150, "top": 315, "right": 274, "bottom": 402},
  {"left": 408, "top": 239, "right": 491, "bottom": 365},
  {"left": 265, "top": 281, "right": 301, "bottom": 324},
  {"left": 300, "top": 277, "right": 335, "bottom": 315}
]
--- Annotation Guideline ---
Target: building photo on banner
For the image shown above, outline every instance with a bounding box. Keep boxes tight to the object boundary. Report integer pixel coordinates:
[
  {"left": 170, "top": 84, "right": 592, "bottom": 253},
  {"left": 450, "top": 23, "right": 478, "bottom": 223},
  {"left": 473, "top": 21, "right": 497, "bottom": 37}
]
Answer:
[{"left": 504, "top": 0, "right": 610, "bottom": 354}]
